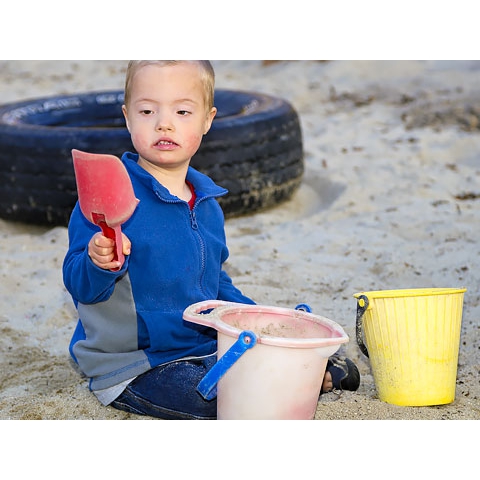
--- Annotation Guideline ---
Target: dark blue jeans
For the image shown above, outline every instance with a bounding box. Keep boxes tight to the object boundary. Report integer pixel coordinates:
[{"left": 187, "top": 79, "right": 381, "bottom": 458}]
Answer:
[{"left": 110, "top": 353, "right": 217, "bottom": 420}]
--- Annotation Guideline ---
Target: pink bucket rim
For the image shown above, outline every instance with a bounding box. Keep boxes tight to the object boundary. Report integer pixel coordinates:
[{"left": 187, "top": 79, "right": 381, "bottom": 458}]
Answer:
[{"left": 183, "top": 300, "right": 349, "bottom": 349}]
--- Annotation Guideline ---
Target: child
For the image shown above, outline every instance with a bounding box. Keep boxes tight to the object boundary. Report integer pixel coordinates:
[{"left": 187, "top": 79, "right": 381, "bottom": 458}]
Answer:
[{"left": 63, "top": 60, "right": 360, "bottom": 420}]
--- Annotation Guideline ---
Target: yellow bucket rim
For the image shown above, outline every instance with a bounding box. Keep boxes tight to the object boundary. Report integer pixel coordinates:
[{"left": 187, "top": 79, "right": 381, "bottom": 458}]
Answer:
[{"left": 353, "top": 287, "right": 467, "bottom": 300}]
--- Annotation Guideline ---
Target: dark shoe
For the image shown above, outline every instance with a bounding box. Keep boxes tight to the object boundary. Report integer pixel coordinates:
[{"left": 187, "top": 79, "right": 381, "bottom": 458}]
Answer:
[{"left": 321, "top": 355, "right": 360, "bottom": 394}]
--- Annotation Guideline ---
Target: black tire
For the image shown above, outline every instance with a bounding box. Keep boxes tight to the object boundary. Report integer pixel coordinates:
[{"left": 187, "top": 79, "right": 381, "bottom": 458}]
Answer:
[{"left": 0, "top": 89, "right": 304, "bottom": 226}]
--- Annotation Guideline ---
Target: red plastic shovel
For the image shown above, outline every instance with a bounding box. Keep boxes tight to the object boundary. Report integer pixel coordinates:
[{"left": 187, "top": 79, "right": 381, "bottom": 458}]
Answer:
[{"left": 72, "top": 149, "right": 139, "bottom": 271}]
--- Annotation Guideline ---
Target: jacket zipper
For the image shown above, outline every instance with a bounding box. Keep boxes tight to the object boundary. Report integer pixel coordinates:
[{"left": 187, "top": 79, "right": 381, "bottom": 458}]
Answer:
[
  {"left": 189, "top": 205, "right": 207, "bottom": 297},
  {"left": 154, "top": 188, "right": 209, "bottom": 297}
]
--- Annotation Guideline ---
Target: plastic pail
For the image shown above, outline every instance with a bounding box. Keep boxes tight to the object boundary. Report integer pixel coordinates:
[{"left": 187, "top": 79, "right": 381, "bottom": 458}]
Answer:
[
  {"left": 354, "top": 287, "right": 466, "bottom": 406},
  {"left": 183, "top": 300, "right": 349, "bottom": 419}
]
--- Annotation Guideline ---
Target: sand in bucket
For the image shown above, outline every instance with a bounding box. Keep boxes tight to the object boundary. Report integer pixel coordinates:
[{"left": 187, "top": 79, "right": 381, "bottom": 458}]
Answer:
[
  {"left": 183, "top": 301, "right": 349, "bottom": 419},
  {"left": 354, "top": 287, "right": 466, "bottom": 406}
]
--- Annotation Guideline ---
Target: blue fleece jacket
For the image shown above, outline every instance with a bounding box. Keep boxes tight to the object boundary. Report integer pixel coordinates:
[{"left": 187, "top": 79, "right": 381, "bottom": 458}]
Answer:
[{"left": 63, "top": 152, "right": 254, "bottom": 391}]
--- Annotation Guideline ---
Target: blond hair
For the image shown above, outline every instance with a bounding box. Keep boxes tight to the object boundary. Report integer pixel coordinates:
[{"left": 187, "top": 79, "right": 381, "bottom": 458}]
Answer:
[{"left": 124, "top": 60, "right": 215, "bottom": 110}]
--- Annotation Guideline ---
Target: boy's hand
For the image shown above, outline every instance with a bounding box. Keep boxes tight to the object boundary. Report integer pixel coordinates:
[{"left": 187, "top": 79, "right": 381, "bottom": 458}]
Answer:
[{"left": 88, "top": 232, "right": 131, "bottom": 271}]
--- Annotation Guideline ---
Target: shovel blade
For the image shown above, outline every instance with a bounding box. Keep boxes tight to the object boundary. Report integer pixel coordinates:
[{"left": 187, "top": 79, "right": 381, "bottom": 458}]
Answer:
[
  {"left": 72, "top": 149, "right": 139, "bottom": 270},
  {"left": 72, "top": 149, "right": 139, "bottom": 226}
]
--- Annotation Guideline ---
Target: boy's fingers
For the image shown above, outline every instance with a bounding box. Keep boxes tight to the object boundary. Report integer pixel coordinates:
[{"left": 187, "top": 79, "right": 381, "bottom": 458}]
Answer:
[
  {"left": 92, "top": 258, "right": 122, "bottom": 271},
  {"left": 93, "top": 233, "right": 115, "bottom": 247},
  {"left": 121, "top": 233, "right": 132, "bottom": 255}
]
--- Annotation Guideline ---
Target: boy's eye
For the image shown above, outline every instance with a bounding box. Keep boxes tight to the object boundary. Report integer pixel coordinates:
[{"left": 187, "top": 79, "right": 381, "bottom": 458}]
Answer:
[
  {"left": 141, "top": 109, "right": 153, "bottom": 115},
  {"left": 177, "top": 110, "right": 190, "bottom": 116}
]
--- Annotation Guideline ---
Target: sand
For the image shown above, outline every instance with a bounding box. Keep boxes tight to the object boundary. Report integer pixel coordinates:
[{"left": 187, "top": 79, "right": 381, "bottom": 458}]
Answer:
[{"left": 0, "top": 60, "right": 479, "bottom": 425}]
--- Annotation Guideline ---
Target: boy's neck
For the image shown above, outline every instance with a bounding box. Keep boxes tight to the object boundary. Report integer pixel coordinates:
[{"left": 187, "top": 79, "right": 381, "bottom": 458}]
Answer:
[{"left": 137, "top": 156, "right": 191, "bottom": 201}]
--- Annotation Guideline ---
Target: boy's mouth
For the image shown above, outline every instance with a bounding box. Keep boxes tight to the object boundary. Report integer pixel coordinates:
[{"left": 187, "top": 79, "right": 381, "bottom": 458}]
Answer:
[{"left": 154, "top": 139, "right": 178, "bottom": 149}]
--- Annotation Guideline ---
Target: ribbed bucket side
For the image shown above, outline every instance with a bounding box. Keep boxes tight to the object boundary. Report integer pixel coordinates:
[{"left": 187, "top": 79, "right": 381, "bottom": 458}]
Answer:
[{"left": 362, "top": 289, "right": 465, "bottom": 406}]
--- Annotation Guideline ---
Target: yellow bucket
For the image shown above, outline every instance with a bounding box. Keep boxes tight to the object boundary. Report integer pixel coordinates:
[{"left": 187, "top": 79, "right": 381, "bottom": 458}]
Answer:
[{"left": 354, "top": 287, "right": 466, "bottom": 406}]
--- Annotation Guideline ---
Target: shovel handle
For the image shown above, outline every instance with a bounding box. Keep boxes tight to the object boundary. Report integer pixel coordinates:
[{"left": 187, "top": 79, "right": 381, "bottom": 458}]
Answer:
[{"left": 92, "top": 213, "right": 124, "bottom": 272}]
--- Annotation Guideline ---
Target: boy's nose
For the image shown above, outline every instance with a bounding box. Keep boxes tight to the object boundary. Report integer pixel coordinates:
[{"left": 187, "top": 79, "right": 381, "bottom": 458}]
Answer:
[{"left": 156, "top": 117, "right": 174, "bottom": 132}]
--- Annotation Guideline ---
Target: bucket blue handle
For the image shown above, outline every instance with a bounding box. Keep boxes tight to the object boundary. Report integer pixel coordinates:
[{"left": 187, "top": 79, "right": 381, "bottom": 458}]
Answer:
[
  {"left": 197, "top": 330, "right": 257, "bottom": 400},
  {"left": 294, "top": 303, "right": 312, "bottom": 312}
]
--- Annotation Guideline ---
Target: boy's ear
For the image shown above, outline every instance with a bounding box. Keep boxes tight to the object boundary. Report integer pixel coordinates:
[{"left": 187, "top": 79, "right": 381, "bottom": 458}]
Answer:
[
  {"left": 122, "top": 105, "right": 130, "bottom": 132},
  {"left": 204, "top": 106, "right": 217, "bottom": 135}
]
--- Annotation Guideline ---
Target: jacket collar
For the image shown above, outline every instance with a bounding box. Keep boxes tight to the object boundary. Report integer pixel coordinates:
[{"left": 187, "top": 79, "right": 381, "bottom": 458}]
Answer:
[{"left": 121, "top": 151, "right": 228, "bottom": 201}]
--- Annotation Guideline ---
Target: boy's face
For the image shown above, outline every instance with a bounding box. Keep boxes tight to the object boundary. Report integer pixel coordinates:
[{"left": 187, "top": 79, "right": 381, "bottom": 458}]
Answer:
[{"left": 122, "top": 63, "right": 216, "bottom": 171}]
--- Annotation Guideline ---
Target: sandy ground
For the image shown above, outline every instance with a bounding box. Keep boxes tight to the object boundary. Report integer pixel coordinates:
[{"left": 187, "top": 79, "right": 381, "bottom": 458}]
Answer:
[{"left": 0, "top": 61, "right": 479, "bottom": 425}]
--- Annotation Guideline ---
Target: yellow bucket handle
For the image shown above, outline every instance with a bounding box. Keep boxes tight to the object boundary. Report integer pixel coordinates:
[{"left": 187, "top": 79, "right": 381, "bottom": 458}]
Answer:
[{"left": 355, "top": 295, "right": 369, "bottom": 357}]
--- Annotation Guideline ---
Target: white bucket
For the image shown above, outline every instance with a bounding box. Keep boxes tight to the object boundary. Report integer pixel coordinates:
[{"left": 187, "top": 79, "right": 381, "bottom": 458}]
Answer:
[{"left": 183, "top": 300, "right": 349, "bottom": 420}]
